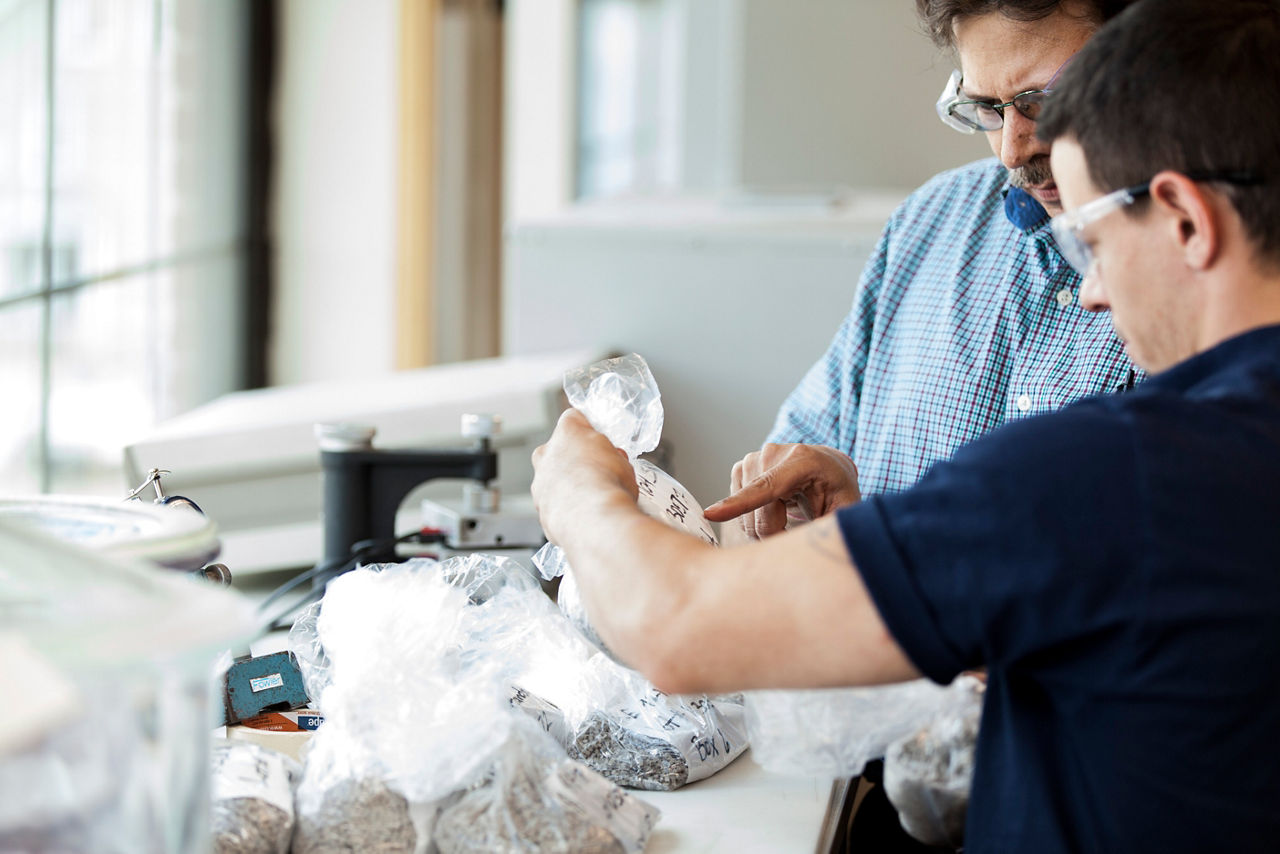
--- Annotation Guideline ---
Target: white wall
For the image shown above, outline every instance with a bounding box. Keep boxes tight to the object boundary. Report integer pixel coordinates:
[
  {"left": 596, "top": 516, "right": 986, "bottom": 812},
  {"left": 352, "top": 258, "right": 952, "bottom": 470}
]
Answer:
[
  {"left": 271, "top": 0, "right": 398, "bottom": 384},
  {"left": 734, "top": 0, "right": 988, "bottom": 191}
]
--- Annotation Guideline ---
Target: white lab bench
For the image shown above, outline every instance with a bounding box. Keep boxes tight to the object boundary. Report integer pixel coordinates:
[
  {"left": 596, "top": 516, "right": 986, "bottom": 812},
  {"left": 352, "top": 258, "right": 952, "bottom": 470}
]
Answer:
[{"left": 642, "top": 753, "right": 843, "bottom": 853}]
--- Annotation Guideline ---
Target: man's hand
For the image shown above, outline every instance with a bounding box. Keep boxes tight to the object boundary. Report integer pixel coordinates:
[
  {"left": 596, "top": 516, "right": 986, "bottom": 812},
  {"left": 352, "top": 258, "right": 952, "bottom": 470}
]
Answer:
[
  {"left": 703, "top": 443, "right": 861, "bottom": 540},
  {"left": 531, "top": 408, "right": 640, "bottom": 546}
]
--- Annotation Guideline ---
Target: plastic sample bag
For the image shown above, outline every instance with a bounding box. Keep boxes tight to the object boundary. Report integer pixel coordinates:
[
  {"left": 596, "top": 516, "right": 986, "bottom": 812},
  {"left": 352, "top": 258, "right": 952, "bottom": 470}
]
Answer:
[
  {"left": 286, "top": 555, "right": 661, "bottom": 853},
  {"left": 883, "top": 675, "right": 984, "bottom": 848},
  {"left": 211, "top": 740, "right": 301, "bottom": 854},
  {"left": 528, "top": 354, "right": 747, "bottom": 789},
  {"left": 744, "top": 679, "right": 962, "bottom": 778},
  {"left": 434, "top": 717, "right": 660, "bottom": 854},
  {"left": 563, "top": 654, "right": 747, "bottom": 791},
  {"left": 532, "top": 354, "right": 717, "bottom": 659},
  {"left": 289, "top": 558, "right": 529, "bottom": 854},
  {"left": 293, "top": 771, "right": 421, "bottom": 854}
]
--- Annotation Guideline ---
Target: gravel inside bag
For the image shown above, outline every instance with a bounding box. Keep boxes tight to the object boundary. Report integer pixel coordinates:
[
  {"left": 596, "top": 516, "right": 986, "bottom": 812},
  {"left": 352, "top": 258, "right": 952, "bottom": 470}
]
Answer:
[
  {"left": 569, "top": 712, "right": 689, "bottom": 791},
  {"left": 292, "top": 777, "right": 417, "bottom": 854}
]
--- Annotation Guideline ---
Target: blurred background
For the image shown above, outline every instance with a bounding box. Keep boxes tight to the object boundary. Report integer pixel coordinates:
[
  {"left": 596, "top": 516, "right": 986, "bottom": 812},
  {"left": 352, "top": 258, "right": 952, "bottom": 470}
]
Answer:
[{"left": 0, "top": 0, "right": 987, "bottom": 502}]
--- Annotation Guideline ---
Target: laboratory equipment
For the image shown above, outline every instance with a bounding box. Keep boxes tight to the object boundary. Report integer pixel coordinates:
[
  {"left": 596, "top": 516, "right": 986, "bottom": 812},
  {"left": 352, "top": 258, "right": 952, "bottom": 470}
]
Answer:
[
  {"left": 0, "top": 491, "right": 218, "bottom": 574},
  {"left": 123, "top": 350, "right": 599, "bottom": 575},
  {"left": 316, "top": 414, "right": 499, "bottom": 568},
  {"left": 0, "top": 520, "right": 258, "bottom": 853}
]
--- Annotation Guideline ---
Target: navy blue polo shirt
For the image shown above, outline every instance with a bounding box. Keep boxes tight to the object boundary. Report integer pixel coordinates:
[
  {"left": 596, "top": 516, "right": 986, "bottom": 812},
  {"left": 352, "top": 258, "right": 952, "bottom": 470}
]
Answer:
[{"left": 839, "top": 324, "right": 1280, "bottom": 853}]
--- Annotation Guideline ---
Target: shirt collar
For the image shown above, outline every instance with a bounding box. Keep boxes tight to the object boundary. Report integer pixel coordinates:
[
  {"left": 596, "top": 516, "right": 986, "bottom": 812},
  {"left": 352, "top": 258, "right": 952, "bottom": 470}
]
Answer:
[
  {"left": 1145, "top": 322, "right": 1280, "bottom": 391},
  {"left": 1002, "top": 184, "right": 1050, "bottom": 232}
]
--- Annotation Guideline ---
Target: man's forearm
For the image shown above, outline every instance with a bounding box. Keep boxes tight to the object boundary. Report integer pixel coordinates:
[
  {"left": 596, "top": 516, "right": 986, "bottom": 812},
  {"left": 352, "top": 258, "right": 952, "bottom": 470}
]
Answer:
[
  {"left": 555, "top": 487, "right": 718, "bottom": 687},
  {"left": 531, "top": 409, "right": 919, "bottom": 694}
]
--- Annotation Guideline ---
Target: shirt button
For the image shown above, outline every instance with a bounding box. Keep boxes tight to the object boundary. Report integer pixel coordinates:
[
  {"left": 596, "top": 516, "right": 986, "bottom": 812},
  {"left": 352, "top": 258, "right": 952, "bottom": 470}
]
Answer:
[
  {"left": 1017, "top": 394, "right": 1032, "bottom": 412},
  {"left": 1055, "top": 287, "right": 1073, "bottom": 307}
]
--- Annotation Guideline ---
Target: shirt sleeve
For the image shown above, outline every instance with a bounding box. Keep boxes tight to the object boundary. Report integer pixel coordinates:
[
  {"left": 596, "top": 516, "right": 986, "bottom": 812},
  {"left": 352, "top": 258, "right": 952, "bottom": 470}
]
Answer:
[
  {"left": 765, "top": 216, "right": 895, "bottom": 450},
  {"left": 835, "top": 399, "right": 1146, "bottom": 683}
]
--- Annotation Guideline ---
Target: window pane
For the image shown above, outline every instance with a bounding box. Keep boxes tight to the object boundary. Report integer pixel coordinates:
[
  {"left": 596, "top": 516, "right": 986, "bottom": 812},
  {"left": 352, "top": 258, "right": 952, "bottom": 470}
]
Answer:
[
  {"left": 46, "top": 252, "right": 244, "bottom": 495},
  {"left": 51, "top": 0, "right": 155, "bottom": 285},
  {"left": 158, "top": 0, "right": 247, "bottom": 255},
  {"left": 47, "top": 278, "right": 152, "bottom": 496},
  {"left": 0, "top": 299, "right": 44, "bottom": 493},
  {"left": 0, "top": 0, "right": 48, "bottom": 299},
  {"left": 152, "top": 252, "right": 246, "bottom": 420},
  {"left": 5, "top": 0, "right": 248, "bottom": 496},
  {"left": 577, "top": 0, "right": 666, "bottom": 199}
]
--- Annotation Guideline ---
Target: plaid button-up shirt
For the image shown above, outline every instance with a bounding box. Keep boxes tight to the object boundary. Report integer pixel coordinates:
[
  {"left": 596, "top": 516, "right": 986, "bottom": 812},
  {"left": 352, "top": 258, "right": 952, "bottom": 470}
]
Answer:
[{"left": 769, "top": 158, "right": 1140, "bottom": 496}]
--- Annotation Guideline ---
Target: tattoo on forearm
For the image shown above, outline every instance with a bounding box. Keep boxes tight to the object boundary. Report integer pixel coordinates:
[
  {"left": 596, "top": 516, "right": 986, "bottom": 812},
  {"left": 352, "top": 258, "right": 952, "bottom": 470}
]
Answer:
[{"left": 806, "top": 521, "right": 846, "bottom": 561}]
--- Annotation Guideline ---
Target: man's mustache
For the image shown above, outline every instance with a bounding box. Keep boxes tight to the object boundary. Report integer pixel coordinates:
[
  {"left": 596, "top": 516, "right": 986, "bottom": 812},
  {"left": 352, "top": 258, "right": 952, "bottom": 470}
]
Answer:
[{"left": 1009, "top": 156, "right": 1053, "bottom": 189}]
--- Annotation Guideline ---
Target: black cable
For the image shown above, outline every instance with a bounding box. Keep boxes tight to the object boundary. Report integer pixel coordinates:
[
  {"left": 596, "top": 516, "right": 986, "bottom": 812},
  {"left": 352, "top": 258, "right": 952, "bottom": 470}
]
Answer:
[
  {"left": 255, "top": 553, "right": 353, "bottom": 614},
  {"left": 255, "top": 529, "right": 446, "bottom": 633}
]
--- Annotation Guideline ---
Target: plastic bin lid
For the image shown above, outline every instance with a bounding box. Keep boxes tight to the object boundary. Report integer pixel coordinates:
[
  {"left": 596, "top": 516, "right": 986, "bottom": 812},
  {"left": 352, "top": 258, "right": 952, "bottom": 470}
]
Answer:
[
  {"left": 0, "top": 518, "right": 258, "bottom": 673},
  {"left": 0, "top": 494, "right": 219, "bottom": 569}
]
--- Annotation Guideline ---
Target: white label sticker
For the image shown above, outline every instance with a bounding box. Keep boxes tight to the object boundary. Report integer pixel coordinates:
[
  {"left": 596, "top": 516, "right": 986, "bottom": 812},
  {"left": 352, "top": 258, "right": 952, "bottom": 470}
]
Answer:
[
  {"left": 212, "top": 743, "right": 298, "bottom": 814},
  {"left": 545, "top": 760, "right": 660, "bottom": 854},
  {"left": 249, "top": 672, "right": 284, "bottom": 693}
]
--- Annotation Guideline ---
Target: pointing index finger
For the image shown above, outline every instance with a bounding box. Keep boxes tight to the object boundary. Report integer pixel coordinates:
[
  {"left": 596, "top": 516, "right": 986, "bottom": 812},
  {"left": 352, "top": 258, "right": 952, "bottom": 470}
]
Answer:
[{"left": 703, "top": 475, "right": 784, "bottom": 522}]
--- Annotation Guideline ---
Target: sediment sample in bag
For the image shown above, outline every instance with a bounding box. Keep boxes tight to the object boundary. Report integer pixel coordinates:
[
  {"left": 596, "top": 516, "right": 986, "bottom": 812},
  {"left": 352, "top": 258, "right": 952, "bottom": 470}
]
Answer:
[{"left": 292, "top": 777, "right": 417, "bottom": 854}]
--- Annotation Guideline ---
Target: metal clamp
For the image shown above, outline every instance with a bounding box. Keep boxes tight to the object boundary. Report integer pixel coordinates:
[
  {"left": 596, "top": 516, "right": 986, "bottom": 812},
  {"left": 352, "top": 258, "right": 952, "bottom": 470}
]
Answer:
[
  {"left": 125, "top": 467, "right": 172, "bottom": 502},
  {"left": 124, "top": 467, "right": 206, "bottom": 514}
]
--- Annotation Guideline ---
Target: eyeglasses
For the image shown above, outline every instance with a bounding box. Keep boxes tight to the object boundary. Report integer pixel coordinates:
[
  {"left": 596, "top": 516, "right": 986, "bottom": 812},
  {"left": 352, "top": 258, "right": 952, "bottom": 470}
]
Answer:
[
  {"left": 1049, "top": 170, "right": 1263, "bottom": 276},
  {"left": 937, "top": 72, "right": 1051, "bottom": 133},
  {"left": 935, "top": 59, "right": 1071, "bottom": 135}
]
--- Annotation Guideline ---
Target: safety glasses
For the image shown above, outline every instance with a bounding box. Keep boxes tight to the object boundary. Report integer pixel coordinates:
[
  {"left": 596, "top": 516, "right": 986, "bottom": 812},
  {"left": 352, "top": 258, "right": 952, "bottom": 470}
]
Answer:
[
  {"left": 1049, "top": 184, "right": 1148, "bottom": 275},
  {"left": 1049, "top": 171, "right": 1263, "bottom": 276}
]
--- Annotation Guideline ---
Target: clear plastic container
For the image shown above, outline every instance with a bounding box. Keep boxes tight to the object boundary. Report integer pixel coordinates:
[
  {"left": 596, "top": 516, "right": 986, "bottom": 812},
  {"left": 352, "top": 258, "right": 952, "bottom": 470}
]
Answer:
[{"left": 0, "top": 518, "right": 259, "bottom": 853}]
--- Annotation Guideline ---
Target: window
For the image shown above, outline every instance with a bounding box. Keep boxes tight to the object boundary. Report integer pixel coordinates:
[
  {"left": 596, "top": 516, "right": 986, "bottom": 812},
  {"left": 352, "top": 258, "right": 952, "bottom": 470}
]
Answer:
[
  {"left": 576, "top": 0, "right": 670, "bottom": 199},
  {"left": 0, "top": 0, "right": 252, "bottom": 496}
]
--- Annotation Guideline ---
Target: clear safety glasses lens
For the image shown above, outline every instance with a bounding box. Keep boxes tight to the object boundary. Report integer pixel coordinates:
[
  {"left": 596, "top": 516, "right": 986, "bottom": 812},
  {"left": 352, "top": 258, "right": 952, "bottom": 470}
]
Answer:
[
  {"left": 1050, "top": 187, "right": 1141, "bottom": 275},
  {"left": 935, "top": 70, "right": 979, "bottom": 134}
]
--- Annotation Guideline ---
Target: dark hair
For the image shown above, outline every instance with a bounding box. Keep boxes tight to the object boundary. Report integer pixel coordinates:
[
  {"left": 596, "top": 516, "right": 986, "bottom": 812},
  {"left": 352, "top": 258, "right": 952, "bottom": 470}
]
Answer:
[
  {"left": 915, "top": 0, "right": 1133, "bottom": 49},
  {"left": 1038, "top": 0, "right": 1280, "bottom": 267}
]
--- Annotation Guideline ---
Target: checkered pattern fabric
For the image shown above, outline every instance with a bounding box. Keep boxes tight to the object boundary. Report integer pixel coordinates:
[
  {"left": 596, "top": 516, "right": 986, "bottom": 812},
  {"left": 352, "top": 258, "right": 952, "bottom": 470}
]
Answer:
[{"left": 769, "top": 158, "right": 1140, "bottom": 496}]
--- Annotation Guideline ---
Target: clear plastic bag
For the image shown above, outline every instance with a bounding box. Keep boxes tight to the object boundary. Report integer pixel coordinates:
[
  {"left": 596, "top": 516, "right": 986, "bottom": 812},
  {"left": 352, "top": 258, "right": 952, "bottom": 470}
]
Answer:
[
  {"left": 288, "top": 558, "right": 533, "bottom": 854},
  {"left": 533, "top": 353, "right": 718, "bottom": 660},
  {"left": 883, "top": 675, "right": 984, "bottom": 848},
  {"left": 526, "top": 354, "right": 745, "bottom": 789},
  {"left": 286, "top": 555, "right": 661, "bottom": 853},
  {"left": 562, "top": 353, "right": 664, "bottom": 457},
  {"left": 211, "top": 740, "right": 301, "bottom": 854},
  {"left": 744, "top": 679, "right": 960, "bottom": 778},
  {"left": 433, "top": 717, "right": 660, "bottom": 854},
  {"left": 507, "top": 649, "right": 748, "bottom": 792},
  {"left": 563, "top": 656, "right": 748, "bottom": 791}
]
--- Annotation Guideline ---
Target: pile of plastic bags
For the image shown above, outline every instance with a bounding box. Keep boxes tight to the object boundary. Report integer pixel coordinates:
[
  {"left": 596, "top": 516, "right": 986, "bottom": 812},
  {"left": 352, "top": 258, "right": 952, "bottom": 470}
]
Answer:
[{"left": 285, "top": 555, "right": 661, "bottom": 854}]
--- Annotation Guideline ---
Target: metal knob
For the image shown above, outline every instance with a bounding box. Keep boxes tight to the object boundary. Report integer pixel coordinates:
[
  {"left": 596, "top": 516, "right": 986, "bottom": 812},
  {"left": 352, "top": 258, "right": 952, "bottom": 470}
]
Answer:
[
  {"left": 461, "top": 413, "right": 501, "bottom": 440},
  {"left": 197, "top": 563, "right": 233, "bottom": 586},
  {"left": 315, "top": 422, "right": 377, "bottom": 451}
]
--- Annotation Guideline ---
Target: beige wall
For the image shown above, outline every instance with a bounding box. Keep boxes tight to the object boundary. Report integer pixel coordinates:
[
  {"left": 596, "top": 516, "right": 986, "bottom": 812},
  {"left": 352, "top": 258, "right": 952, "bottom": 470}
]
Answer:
[
  {"left": 271, "top": 0, "right": 399, "bottom": 385},
  {"left": 273, "top": 1, "right": 993, "bottom": 385},
  {"left": 735, "top": 0, "right": 989, "bottom": 191}
]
